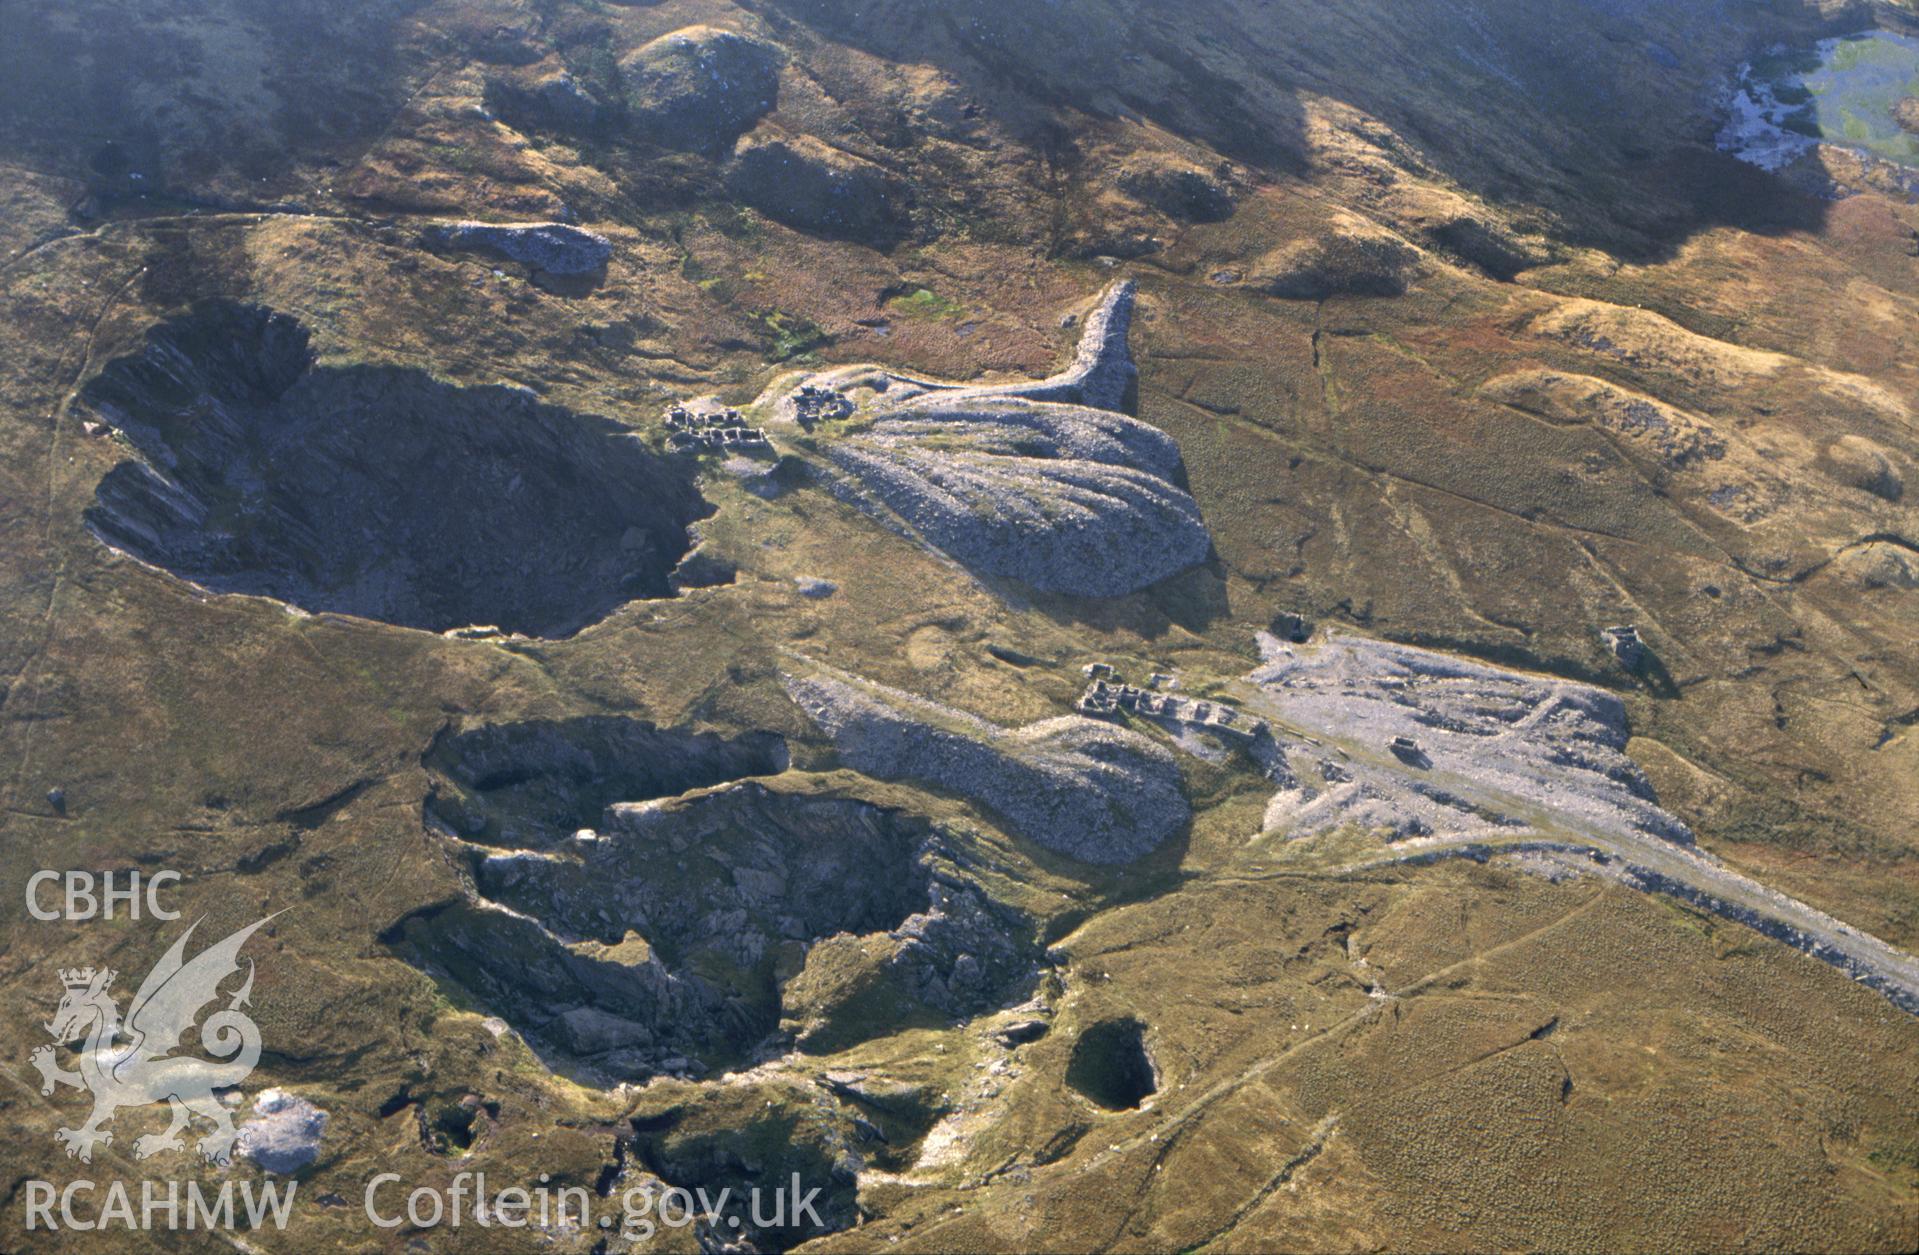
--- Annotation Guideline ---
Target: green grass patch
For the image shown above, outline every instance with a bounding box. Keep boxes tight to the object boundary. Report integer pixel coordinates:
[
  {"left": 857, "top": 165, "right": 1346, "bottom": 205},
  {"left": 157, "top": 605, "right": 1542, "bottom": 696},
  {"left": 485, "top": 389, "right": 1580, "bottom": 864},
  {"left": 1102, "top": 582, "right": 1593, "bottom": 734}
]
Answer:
[
  {"left": 761, "top": 310, "right": 831, "bottom": 363},
  {"left": 887, "top": 287, "right": 965, "bottom": 319}
]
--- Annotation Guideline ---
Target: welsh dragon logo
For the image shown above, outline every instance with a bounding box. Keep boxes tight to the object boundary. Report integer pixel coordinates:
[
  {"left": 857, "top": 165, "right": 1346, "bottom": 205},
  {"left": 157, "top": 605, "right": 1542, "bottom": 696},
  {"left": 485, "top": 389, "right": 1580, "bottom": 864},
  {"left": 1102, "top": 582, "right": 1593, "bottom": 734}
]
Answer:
[{"left": 29, "top": 914, "right": 277, "bottom": 1165}]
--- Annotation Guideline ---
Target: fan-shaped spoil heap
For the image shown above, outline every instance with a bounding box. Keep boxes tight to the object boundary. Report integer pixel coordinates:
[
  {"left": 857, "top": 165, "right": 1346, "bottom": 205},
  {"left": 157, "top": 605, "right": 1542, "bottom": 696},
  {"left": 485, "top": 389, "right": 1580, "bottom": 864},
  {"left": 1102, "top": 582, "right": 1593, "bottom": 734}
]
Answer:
[
  {"left": 774, "top": 281, "right": 1211, "bottom": 596},
  {"left": 1251, "top": 631, "right": 1696, "bottom": 847},
  {"left": 82, "top": 303, "right": 709, "bottom": 636},
  {"left": 786, "top": 666, "right": 1188, "bottom": 865}
]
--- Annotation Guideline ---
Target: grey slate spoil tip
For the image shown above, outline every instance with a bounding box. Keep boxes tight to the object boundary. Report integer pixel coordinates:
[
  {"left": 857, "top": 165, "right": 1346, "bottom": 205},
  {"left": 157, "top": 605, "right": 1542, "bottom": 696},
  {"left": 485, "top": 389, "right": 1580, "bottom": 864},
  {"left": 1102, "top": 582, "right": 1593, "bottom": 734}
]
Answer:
[{"left": 764, "top": 280, "right": 1213, "bottom": 597}]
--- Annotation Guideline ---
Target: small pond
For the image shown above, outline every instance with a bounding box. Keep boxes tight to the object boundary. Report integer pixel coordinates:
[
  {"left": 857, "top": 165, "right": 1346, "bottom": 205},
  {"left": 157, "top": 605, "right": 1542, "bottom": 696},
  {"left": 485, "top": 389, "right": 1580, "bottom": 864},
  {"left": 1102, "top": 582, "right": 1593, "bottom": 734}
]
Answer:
[{"left": 1720, "top": 30, "right": 1919, "bottom": 172}]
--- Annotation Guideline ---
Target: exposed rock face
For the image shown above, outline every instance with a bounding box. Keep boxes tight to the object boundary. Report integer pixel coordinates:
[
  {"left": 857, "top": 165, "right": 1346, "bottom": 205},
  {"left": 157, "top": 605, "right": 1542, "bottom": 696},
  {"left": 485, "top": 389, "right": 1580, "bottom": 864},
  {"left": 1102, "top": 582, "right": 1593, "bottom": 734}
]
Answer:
[
  {"left": 726, "top": 127, "right": 909, "bottom": 244},
  {"left": 83, "top": 303, "right": 707, "bottom": 636},
  {"left": 1248, "top": 632, "right": 1694, "bottom": 847},
  {"left": 620, "top": 25, "right": 781, "bottom": 154},
  {"left": 394, "top": 768, "right": 1034, "bottom": 1081},
  {"left": 1117, "top": 153, "right": 1236, "bottom": 222},
  {"left": 421, "top": 220, "right": 611, "bottom": 275},
  {"left": 1251, "top": 222, "right": 1422, "bottom": 298},
  {"left": 235, "top": 1090, "right": 328, "bottom": 1174},
  {"left": 771, "top": 281, "right": 1211, "bottom": 596},
  {"left": 787, "top": 669, "right": 1188, "bottom": 864}
]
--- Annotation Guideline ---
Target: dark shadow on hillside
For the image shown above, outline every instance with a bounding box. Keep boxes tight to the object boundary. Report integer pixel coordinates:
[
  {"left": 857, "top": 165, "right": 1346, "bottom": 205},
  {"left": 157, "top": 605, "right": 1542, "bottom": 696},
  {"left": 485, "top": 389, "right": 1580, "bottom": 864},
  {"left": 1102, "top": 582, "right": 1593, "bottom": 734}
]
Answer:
[
  {"left": 754, "top": 0, "right": 1870, "bottom": 263},
  {"left": 1014, "top": 558, "right": 1232, "bottom": 642},
  {"left": 0, "top": 0, "right": 433, "bottom": 202},
  {"left": 752, "top": 0, "right": 1310, "bottom": 173}
]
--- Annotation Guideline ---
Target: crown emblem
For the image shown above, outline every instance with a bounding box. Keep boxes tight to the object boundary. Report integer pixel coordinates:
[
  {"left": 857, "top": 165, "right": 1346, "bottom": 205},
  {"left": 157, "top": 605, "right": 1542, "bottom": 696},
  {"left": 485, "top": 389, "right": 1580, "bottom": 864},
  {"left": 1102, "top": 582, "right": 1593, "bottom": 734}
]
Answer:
[{"left": 58, "top": 967, "right": 107, "bottom": 990}]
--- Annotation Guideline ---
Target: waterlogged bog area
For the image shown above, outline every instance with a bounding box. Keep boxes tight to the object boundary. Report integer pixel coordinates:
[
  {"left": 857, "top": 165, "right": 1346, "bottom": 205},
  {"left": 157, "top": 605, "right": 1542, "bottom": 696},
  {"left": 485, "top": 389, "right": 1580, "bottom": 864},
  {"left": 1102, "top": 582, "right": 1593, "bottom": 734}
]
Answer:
[{"left": 1721, "top": 30, "right": 1919, "bottom": 171}]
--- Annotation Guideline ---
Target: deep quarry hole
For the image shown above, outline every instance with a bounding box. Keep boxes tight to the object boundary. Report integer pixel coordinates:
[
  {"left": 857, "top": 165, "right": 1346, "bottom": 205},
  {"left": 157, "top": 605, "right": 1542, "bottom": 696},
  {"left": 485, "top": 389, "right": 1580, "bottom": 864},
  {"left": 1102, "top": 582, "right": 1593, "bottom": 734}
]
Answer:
[
  {"left": 397, "top": 721, "right": 1037, "bottom": 1082},
  {"left": 424, "top": 715, "right": 790, "bottom": 849},
  {"left": 395, "top": 716, "right": 1013, "bottom": 1082},
  {"left": 83, "top": 301, "right": 710, "bottom": 637},
  {"left": 1067, "top": 1016, "right": 1159, "bottom": 1111}
]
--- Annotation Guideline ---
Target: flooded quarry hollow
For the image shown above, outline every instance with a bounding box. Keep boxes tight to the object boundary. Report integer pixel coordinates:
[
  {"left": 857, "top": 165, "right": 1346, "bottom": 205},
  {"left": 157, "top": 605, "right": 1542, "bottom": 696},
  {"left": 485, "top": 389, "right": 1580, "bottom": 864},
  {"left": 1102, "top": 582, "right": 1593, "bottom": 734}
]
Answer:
[{"left": 1721, "top": 29, "right": 1919, "bottom": 172}]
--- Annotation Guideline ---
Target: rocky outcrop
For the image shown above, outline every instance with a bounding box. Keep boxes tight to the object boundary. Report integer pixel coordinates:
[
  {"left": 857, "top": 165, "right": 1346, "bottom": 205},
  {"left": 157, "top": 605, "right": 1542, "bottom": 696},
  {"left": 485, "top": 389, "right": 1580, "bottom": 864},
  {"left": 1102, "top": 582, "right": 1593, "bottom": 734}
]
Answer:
[
  {"left": 82, "top": 303, "right": 707, "bottom": 637},
  {"left": 1836, "top": 540, "right": 1919, "bottom": 590},
  {"left": 769, "top": 282, "right": 1211, "bottom": 596},
  {"left": 620, "top": 25, "right": 781, "bottom": 154},
  {"left": 1821, "top": 434, "right": 1904, "bottom": 503},
  {"left": 483, "top": 65, "right": 604, "bottom": 134},
  {"left": 787, "top": 669, "right": 1188, "bottom": 864},
  {"left": 1250, "top": 221, "right": 1422, "bottom": 298},
  {"left": 725, "top": 127, "right": 910, "bottom": 245},
  {"left": 1117, "top": 153, "right": 1236, "bottom": 222},
  {"left": 1481, "top": 370, "right": 1728, "bottom": 470},
  {"left": 1896, "top": 96, "right": 1919, "bottom": 137},
  {"left": 421, "top": 220, "right": 611, "bottom": 275}
]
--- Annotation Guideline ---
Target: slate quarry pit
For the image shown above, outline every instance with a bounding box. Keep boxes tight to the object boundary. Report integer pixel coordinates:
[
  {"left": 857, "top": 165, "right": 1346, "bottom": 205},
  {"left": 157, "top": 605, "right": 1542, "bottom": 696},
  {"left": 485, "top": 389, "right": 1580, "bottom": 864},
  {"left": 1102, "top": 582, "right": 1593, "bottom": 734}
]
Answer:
[
  {"left": 82, "top": 302, "right": 711, "bottom": 637},
  {"left": 395, "top": 718, "right": 1038, "bottom": 1082}
]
